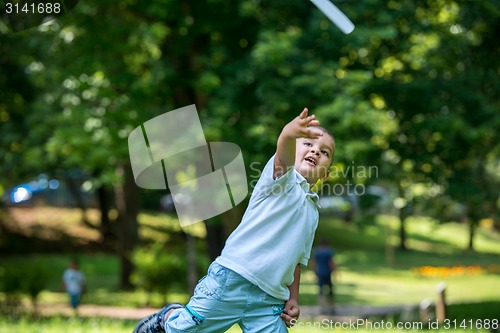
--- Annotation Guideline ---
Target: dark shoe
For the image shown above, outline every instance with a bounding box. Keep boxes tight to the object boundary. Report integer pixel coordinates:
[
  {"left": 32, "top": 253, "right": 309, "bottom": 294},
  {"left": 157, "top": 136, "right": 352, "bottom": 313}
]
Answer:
[{"left": 133, "top": 303, "right": 183, "bottom": 333}]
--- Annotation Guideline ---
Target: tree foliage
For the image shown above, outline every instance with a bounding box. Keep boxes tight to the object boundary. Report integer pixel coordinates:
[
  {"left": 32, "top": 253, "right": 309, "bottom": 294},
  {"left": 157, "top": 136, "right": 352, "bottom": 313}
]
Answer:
[{"left": 1, "top": 0, "right": 498, "bottom": 287}]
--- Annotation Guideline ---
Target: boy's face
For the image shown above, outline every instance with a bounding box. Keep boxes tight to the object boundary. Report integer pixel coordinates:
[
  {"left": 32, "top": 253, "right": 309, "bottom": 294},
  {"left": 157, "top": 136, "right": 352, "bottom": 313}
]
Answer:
[{"left": 294, "top": 135, "right": 335, "bottom": 185}]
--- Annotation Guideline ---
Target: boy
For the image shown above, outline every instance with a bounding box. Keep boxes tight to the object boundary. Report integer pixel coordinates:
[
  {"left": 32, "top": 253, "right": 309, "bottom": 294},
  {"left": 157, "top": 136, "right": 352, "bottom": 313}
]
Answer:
[
  {"left": 134, "top": 108, "right": 335, "bottom": 333},
  {"left": 312, "top": 238, "right": 336, "bottom": 308},
  {"left": 62, "top": 258, "right": 86, "bottom": 313}
]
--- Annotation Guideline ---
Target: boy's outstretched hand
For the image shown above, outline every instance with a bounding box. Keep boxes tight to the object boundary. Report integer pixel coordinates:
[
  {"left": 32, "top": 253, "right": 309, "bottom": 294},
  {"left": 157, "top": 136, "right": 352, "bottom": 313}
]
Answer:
[
  {"left": 280, "top": 299, "right": 300, "bottom": 328},
  {"left": 275, "top": 108, "right": 323, "bottom": 179},
  {"left": 287, "top": 108, "right": 323, "bottom": 140}
]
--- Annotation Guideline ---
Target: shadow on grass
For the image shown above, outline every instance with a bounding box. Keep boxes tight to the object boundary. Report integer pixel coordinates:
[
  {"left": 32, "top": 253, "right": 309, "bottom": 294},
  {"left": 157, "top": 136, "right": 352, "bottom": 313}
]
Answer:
[
  {"left": 448, "top": 301, "right": 500, "bottom": 321},
  {"left": 300, "top": 280, "right": 364, "bottom": 306},
  {"left": 0, "top": 225, "right": 107, "bottom": 255}
]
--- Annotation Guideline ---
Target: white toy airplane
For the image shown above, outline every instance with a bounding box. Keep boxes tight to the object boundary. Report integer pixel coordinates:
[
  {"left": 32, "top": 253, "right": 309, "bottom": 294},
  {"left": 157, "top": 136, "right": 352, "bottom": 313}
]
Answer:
[{"left": 310, "top": 0, "right": 355, "bottom": 34}]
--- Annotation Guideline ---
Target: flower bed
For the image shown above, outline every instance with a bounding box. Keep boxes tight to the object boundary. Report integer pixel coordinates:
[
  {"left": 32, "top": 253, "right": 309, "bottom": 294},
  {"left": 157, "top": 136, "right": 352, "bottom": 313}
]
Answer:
[{"left": 412, "top": 265, "right": 500, "bottom": 278}]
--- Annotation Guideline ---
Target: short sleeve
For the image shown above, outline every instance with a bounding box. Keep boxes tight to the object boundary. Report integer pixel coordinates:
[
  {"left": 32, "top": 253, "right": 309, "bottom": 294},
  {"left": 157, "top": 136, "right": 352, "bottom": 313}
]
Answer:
[
  {"left": 254, "top": 154, "right": 295, "bottom": 194},
  {"left": 300, "top": 223, "right": 318, "bottom": 267}
]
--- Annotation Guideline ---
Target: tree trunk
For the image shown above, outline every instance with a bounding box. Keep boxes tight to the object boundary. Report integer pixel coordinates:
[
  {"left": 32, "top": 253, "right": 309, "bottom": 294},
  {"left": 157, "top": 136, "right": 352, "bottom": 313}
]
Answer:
[
  {"left": 65, "top": 176, "right": 90, "bottom": 226},
  {"left": 494, "top": 218, "right": 500, "bottom": 232},
  {"left": 114, "top": 162, "right": 140, "bottom": 290},
  {"left": 186, "top": 233, "right": 198, "bottom": 294},
  {"left": 96, "top": 185, "right": 112, "bottom": 243},
  {"left": 397, "top": 185, "right": 408, "bottom": 251},
  {"left": 203, "top": 201, "right": 246, "bottom": 262},
  {"left": 399, "top": 207, "right": 407, "bottom": 251},
  {"left": 467, "top": 217, "right": 475, "bottom": 251},
  {"left": 204, "top": 219, "right": 226, "bottom": 261},
  {"left": 221, "top": 201, "right": 247, "bottom": 237}
]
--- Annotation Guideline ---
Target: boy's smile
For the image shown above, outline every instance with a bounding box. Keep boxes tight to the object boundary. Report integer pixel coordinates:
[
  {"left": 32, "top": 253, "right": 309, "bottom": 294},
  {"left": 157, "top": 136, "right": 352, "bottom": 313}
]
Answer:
[{"left": 294, "top": 134, "right": 335, "bottom": 185}]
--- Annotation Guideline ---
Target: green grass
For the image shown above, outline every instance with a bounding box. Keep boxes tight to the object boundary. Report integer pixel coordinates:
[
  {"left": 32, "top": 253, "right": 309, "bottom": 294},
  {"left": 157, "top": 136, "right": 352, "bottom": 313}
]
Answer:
[
  {"left": 297, "top": 215, "right": 500, "bottom": 306},
  {"left": 1, "top": 208, "right": 499, "bottom": 332},
  {"left": 1, "top": 310, "right": 497, "bottom": 333},
  {"left": 0, "top": 252, "right": 190, "bottom": 308},
  {"left": 0, "top": 315, "right": 136, "bottom": 333},
  {"left": 1, "top": 211, "right": 499, "bottom": 309}
]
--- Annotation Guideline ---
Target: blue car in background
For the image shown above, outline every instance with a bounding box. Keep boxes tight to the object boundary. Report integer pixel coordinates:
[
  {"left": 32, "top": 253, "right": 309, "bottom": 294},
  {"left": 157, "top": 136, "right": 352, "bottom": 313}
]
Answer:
[{"left": 2, "top": 173, "right": 95, "bottom": 208}]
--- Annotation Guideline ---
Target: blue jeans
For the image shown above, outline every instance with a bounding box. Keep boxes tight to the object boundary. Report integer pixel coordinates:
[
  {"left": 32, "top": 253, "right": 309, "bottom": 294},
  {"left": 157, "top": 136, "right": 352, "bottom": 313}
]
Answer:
[
  {"left": 69, "top": 293, "right": 81, "bottom": 309},
  {"left": 165, "top": 262, "right": 288, "bottom": 333}
]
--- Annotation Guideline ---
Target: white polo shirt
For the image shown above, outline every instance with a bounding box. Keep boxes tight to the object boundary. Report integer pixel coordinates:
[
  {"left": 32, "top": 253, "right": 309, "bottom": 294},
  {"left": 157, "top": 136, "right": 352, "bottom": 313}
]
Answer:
[
  {"left": 216, "top": 155, "right": 320, "bottom": 300},
  {"left": 63, "top": 268, "right": 85, "bottom": 295}
]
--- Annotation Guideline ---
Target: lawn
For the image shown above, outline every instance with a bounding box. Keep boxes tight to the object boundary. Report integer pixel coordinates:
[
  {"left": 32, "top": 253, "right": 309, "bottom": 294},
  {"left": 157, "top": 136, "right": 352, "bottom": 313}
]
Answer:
[
  {"left": 300, "top": 214, "right": 500, "bottom": 306},
  {"left": 2, "top": 218, "right": 499, "bottom": 308},
  {"left": 1, "top": 208, "right": 499, "bottom": 332},
  {"left": 1, "top": 312, "right": 497, "bottom": 333}
]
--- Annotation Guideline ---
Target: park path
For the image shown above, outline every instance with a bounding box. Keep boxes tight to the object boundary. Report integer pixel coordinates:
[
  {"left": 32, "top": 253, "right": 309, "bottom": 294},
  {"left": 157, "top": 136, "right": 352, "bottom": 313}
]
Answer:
[{"left": 38, "top": 303, "right": 414, "bottom": 321}]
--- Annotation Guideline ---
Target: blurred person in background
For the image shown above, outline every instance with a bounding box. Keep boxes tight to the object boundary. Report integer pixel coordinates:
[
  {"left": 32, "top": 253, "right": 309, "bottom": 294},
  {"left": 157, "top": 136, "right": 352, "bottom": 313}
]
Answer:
[{"left": 62, "top": 258, "right": 86, "bottom": 314}]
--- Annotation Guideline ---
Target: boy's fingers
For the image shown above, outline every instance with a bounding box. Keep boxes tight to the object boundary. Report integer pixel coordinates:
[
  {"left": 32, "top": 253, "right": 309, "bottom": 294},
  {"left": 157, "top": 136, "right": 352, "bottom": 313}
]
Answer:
[
  {"left": 299, "top": 115, "right": 318, "bottom": 126},
  {"left": 308, "top": 119, "right": 320, "bottom": 127},
  {"left": 306, "top": 115, "right": 316, "bottom": 122},
  {"left": 280, "top": 313, "right": 294, "bottom": 328},
  {"left": 299, "top": 108, "right": 309, "bottom": 119},
  {"left": 306, "top": 128, "right": 324, "bottom": 138}
]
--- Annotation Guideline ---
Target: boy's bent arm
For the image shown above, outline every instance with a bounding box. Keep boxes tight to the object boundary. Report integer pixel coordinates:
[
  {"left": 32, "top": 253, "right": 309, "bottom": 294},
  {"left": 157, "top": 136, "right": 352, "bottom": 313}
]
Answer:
[
  {"left": 274, "top": 108, "right": 322, "bottom": 179},
  {"left": 280, "top": 264, "right": 301, "bottom": 327},
  {"left": 288, "top": 264, "right": 301, "bottom": 303}
]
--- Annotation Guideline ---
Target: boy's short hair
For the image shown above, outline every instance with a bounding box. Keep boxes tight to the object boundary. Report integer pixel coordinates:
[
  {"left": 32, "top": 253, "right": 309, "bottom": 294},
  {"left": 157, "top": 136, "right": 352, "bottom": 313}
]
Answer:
[{"left": 315, "top": 126, "right": 336, "bottom": 148}]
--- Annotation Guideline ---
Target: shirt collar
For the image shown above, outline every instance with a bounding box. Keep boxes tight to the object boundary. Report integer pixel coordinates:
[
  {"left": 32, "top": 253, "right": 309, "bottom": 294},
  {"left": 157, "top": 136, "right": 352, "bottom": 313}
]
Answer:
[{"left": 294, "top": 170, "right": 320, "bottom": 207}]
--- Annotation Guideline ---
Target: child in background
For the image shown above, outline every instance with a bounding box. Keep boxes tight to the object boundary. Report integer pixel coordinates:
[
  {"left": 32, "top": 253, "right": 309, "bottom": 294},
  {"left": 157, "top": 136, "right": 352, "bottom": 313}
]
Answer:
[
  {"left": 62, "top": 258, "right": 86, "bottom": 313},
  {"left": 312, "top": 238, "right": 336, "bottom": 312}
]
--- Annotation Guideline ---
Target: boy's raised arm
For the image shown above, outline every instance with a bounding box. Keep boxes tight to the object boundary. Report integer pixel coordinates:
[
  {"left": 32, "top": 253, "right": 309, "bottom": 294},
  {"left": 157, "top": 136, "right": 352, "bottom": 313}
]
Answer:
[{"left": 274, "top": 108, "right": 323, "bottom": 179}]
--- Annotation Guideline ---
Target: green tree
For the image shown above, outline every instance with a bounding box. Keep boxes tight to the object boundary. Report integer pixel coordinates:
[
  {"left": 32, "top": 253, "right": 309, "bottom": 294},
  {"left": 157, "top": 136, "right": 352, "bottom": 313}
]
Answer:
[
  {"left": 0, "top": 29, "right": 36, "bottom": 190},
  {"left": 2, "top": 0, "right": 262, "bottom": 286},
  {"left": 362, "top": 0, "right": 499, "bottom": 249},
  {"left": 431, "top": 1, "right": 499, "bottom": 250},
  {"left": 3, "top": 0, "right": 497, "bottom": 289}
]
